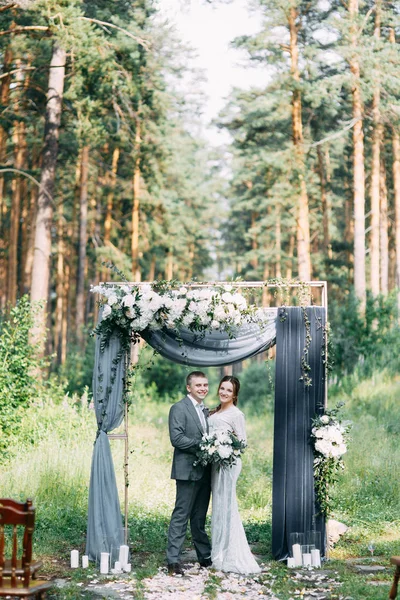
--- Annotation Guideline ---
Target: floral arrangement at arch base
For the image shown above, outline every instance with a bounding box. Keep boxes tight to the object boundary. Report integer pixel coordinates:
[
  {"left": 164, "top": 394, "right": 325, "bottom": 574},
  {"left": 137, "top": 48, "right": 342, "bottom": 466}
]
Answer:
[
  {"left": 90, "top": 281, "right": 272, "bottom": 355},
  {"left": 311, "top": 402, "right": 352, "bottom": 517}
]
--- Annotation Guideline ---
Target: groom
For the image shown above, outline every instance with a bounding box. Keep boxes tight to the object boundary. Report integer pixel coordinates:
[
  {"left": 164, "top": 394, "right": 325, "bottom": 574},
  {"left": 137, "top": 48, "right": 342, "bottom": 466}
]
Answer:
[{"left": 166, "top": 371, "right": 212, "bottom": 575}]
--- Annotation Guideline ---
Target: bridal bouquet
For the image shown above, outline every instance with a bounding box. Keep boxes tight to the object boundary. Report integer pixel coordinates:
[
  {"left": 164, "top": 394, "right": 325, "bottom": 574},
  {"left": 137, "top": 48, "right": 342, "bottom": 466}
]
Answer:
[
  {"left": 311, "top": 403, "right": 352, "bottom": 516},
  {"left": 193, "top": 430, "right": 247, "bottom": 470}
]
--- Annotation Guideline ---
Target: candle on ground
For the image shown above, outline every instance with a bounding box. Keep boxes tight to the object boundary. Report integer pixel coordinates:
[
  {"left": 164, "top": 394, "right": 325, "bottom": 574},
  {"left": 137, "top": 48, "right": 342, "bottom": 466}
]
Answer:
[
  {"left": 70, "top": 550, "right": 79, "bottom": 568},
  {"left": 292, "top": 544, "right": 302, "bottom": 567},
  {"left": 118, "top": 545, "right": 129, "bottom": 568},
  {"left": 82, "top": 555, "right": 89, "bottom": 568},
  {"left": 302, "top": 553, "right": 312, "bottom": 567},
  {"left": 287, "top": 557, "right": 296, "bottom": 568},
  {"left": 311, "top": 548, "right": 321, "bottom": 567},
  {"left": 100, "top": 552, "right": 109, "bottom": 574}
]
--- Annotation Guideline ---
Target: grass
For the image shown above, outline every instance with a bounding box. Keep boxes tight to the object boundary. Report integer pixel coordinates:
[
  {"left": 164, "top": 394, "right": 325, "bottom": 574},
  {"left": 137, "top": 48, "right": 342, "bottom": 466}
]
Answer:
[{"left": 1, "top": 368, "right": 400, "bottom": 598}]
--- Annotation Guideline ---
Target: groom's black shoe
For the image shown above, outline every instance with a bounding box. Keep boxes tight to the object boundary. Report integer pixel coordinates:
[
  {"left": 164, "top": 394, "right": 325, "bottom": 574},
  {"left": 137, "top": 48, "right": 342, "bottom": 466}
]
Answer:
[
  {"left": 167, "top": 563, "right": 184, "bottom": 576},
  {"left": 199, "top": 557, "right": 212, "bottom": 568}
]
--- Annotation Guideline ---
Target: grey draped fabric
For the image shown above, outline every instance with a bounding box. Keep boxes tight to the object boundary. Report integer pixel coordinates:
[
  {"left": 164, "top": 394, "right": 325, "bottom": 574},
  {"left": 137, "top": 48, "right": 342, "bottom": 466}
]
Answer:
[
  {"left": 272, "top": 307, "right": 326, "bottom": 560},
  {"left": 86, "top": 332, "right": 125, "bottom": 561},
  {"left": 141, "top": 309, "right": 278, "bottom": 366}
]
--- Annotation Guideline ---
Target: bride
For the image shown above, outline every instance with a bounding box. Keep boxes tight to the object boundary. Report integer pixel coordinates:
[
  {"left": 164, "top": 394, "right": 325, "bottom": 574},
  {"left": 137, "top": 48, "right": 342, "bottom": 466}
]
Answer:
[{"left": 208, "top": 376, "right": 261, "bottom": 574}]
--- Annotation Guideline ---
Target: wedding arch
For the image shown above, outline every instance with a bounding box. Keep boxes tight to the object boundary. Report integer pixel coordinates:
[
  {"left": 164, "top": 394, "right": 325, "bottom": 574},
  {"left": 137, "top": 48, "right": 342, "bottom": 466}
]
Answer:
[{"left": 85, "top": 280, "right": 328, "bottom": 563}]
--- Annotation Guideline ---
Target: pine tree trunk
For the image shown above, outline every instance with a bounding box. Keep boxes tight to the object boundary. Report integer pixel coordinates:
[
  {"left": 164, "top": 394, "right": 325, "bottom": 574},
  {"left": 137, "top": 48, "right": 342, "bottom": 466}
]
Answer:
[
  {"left": 251, "top": 211, "right": 258, "bottom": 270},
  {"left": 61, "top": 261, "right": 70, "bottom": 365},
  {"left": 8, "top": 121, "right": 26, "bottom": 304},
  {"left": 379, "top": 157, "right": 389, "bottom": 295},
  {"left": 275, "top": 205, "right": 281, "bottom": 278},
  {"left": 148, "top": 254, "right": 156, "bottom": 281},
  {"left": 317, "top": 145, "right": 332, "bottom": 260},
  {"left": 165, "top": 249, "right": 173, "bottom": 280},
  {"left": 288, "top": 7, "right": 311, "bottom": 281},
  {"left": 76, "top": 144, "right": 89, "bottom": 344},
  {"left": 349, "top": 0, "right": 366, "bottom": 307},
  {"left": 104, "top": 146, "right": 119, "bottom": 243},
  {"left": 132, "top": 120, "right": 141, "bottom": 281},
  {"left": 23, "top": 179, "right": 38, "bottom": 293},
  {"left": 30, "top": 43, "right": 66, "bottom": 353},
  {"left": 0, "top": 42, "right": 12, "bottom": 221},
  {"left": 369, "top": 0, "right": 382, "bottom": 296},
  {"left": 286, "top": 231, "right": 295, "bottom": 280},
  {"left": 55, "top": 198, "right": 64, "bottom": 363}
]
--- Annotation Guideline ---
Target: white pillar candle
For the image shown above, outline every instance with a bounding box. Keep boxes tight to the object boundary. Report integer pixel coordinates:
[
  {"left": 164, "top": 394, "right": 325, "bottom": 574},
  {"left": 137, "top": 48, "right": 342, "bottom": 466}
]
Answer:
[
  {"left": 287, "top": 557, "right": 296, "bottom": 568},
  {"left": 70, "top": 550, "right": 79, "bottom": 568},
  {"left": 114, "top": 561, "right": 122, "bottom": 572},
  {"left": 118, "top": 545, "right": 129, "bottom": 568},
  {"left": 311, "top": 548, "right": 321, "bottom": 567},
  {"left": 100, "top": 552, "right": 109, "bottom": 574},
  {"left": 302, "top": 552, "right": 312, "bottom": 567},
  {"left": 292, "top": 543, "right": 302, "bottom": 567},
  {"left": 82, "top": 555, "right": 89, "bottom": 568},
  {"left": 124, "top": 563, "right": 131, "bottom": 573}
]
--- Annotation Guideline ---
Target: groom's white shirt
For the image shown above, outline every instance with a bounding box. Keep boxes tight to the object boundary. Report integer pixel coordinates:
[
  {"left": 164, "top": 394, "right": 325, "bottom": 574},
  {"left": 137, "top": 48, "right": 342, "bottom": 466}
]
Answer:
[{"left": 188, "top": 394, "right": 207, "bottom": 432}]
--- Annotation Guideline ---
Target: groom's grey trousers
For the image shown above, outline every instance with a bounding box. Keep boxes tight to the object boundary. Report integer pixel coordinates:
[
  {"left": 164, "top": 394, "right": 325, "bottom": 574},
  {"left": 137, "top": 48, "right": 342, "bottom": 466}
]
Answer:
[{"left": 167, "top": 396, "right": 212, "bottom": 564}]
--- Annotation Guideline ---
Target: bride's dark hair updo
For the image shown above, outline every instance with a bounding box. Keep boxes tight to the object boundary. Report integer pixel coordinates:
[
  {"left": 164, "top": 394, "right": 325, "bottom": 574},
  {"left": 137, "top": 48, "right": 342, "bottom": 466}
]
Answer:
[{"left": 210, "top": 376, "right": 241, "bottom": 415}]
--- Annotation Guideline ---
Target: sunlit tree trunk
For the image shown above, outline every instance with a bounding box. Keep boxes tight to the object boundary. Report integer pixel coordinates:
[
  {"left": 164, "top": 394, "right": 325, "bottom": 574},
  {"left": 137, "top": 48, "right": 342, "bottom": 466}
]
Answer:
[
  {"left": 369, "top": 0, "right": 382, "bottom": 296},
  {"left": 275, "top": 205, "right": 281, "bottom": 278},
  {"left": 288, "top": 6, "right": 311, "bottom": 281},
  {"left": 349, "top": 0, "right": 366, "bottom": 308},
  {"left": 165, "top": 249, "right": 173, "bottom": 280},
  {"left": 250, "top": 211, "right": 258, "bottom": 270},
  {"left": 0, "top": 41, "right": 12, "bottom": 219},
  {"left": 55, "top": 198, "right": 64, "bottom": 363},
  {"left": 286, "top": 231, "right": 295, "bottom": 280},
  {"left": 30, "top": 43, "right": 66, "bottom": 353},
  {"left": 148, "top": 254, "right": 156, "bottom": 281},
  {"left": 76, "top": 144, "right": 89, "bottom": 344},
  {"left": 102, "top": 146, "right": 120, "bottom": 278},
  {"left": 131, "top": 119, "right": 141, "bottom": 281},
  {"left": 379, "top": 157, "right": 388, "bottom": 295},
  {"left": 317, "top": 145, "right": 331, "bottom": 260}
]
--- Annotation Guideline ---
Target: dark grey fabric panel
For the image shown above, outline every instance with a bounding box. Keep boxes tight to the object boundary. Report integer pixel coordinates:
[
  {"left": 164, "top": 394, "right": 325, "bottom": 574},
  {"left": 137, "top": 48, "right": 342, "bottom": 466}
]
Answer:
[
  {"left": 141, "top": 311, "right": 277, "bottom": 367},
  {"left": 272, "top": 307, "right": 326, "bottom": 560},
  {"left": 86, "top": 332, "right": 125, "bottom": 561}
]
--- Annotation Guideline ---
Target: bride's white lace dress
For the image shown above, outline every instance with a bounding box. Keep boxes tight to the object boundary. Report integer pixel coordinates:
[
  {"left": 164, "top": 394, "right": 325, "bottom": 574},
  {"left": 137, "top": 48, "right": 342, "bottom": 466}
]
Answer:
[{"left": 208, "top": 405, "right": 261, "bottom": 574}]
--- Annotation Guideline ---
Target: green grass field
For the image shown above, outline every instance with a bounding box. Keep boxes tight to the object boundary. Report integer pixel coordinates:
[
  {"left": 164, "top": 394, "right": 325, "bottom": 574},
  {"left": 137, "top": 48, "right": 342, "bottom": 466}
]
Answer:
[{"left": 1, "top": 368, "right": 400, "bottom": 598}]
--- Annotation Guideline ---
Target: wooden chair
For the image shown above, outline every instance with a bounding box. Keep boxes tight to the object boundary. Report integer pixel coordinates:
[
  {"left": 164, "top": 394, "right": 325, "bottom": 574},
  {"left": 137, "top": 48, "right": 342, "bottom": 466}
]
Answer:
[
  {"left": 389, "top": 557, "right": 400, "bottom": 599},
  {"left": 0, "top": 498, "right": 51, "bottom": 598}
]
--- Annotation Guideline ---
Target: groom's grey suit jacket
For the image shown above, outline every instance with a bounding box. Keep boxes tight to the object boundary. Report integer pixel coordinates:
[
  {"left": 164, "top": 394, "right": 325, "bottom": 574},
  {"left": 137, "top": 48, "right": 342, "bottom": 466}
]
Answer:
[{"left": 169, "top": 395, "right": 207, "bottom": 481}]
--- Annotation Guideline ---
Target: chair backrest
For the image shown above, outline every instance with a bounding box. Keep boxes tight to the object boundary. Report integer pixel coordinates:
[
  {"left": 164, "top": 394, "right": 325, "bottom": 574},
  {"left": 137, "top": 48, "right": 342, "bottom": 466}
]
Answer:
[{"left": 0, "top": 498, "right": 35, "bottom": 588}]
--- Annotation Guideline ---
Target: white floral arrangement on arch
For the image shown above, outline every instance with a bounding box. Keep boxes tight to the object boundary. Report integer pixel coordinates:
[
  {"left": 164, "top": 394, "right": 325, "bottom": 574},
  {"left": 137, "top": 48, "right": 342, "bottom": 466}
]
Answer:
[
  {"left": 90, "top": 281, "right": 271, "bottom": 353},
  {"left": 193, "top": 430, "right": 247, "bottom": 470},
  {"left": 311, "top": 403, "right": 352, "bottom": 517}
]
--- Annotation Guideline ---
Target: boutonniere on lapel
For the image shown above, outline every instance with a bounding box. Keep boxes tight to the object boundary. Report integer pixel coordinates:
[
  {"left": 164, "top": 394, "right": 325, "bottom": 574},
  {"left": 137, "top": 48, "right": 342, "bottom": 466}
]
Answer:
[{"left": 202, "top": 407, "right": 210, "bottom": 419}]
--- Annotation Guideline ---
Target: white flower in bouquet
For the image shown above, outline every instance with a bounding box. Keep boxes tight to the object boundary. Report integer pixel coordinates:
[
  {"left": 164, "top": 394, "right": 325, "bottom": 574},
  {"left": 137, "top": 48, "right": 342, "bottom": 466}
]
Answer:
[
  {"left": 216, "top": 431, "right": 232, "bottom": 445},
  {"left": 221, "top": 292, "right": 234, "bottom": 303},
  {"left": 122, "top": 294, "right": 136, "bottom": 307},
  {"left": 182, "top": 313, "right": 195, "bottom": 327},
  {"left": 320, "top": 415, "right": 330, "bottom": 424},
  {"left": 125, "top": 308, "right": 136, "bottom": 319},
  {"left": 207, "top": 446, "right": 216, "bottom": 455},
  {"left": 162, "top": 296, "right": 174, "bottom": 309},
  {"left": 231, "top": 293, "right": 247, "bottom": 308},
  {"left": 211, "top": 320, "right": 220, "bottom": 329},
  {"left": 102, "top": 304, "right": 112, "bottom": 318},
  {"left": 108, "top": 293, "right": 118, "bottom": 306},
  {"left": 198, "top": 288, "right": 215, "bottom": 300},
  {"left": 217, "top": 445, "right": 233, "bottom": 460},
  {"left": 213, "top": 305, "right": 227, "bottom": 320},
  {"left": 169, "top": 299, "right": 187, "bottom": 320}
]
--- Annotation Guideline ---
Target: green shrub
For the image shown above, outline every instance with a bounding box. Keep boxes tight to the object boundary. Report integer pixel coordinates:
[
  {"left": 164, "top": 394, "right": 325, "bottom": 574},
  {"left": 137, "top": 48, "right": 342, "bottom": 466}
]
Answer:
[{"left": 0, "top": 297, "right": 40, "bottom": 458}]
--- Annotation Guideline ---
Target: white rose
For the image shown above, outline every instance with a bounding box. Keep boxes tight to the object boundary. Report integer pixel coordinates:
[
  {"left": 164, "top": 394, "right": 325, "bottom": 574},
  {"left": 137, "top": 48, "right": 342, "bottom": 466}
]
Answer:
[
  {"left": 122, "top": 294, "right": 136, "bottom": 307},
  {"left": 178, "top": 287, "right": 187, "bottom": 295},
  {"left": 320, "top": 415, "right": 329, "bottom": 424},
  {"left": 108, "top": 294, "right": 118, "bottom": 306},
  {"left": 207, "top": 446, "right": 216, "bottom": 455},
  {"left": 217, "top": 445, "right": 233, "bottom": 459},
  {"left": 213, "top": 306, "right": 226, "bottom": 320},
  {"left": 224, "top": 285, "right": 233, "bottom": 292},
  {"left": 162, "top": 296, "right": 174, "bottom": 309},
  {"left": 211, "top": 320, "right": 220, "bottom": 329},
  {"left": 232, "top": 293, "right": 247, "bottom": 308},
  {"left": 221, "top": 292, "right": 234, "bottom": 303},
  {"left": 125, "top": 309, "right": 136, "bottom": 319},
  {"left": 102, "top": 304, "right": 112, "bottom": 318}
]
